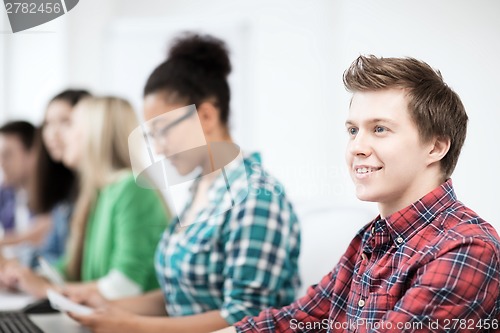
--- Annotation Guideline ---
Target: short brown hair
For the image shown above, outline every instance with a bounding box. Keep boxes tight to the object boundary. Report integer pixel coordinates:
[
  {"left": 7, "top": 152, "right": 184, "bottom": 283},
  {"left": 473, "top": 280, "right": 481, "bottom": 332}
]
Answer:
[
  {"left": 343, "top": 55, "right": 468, "bottom": 179},
  {"left": 0, "top": 120, "right": 35, "bottom": 150}
]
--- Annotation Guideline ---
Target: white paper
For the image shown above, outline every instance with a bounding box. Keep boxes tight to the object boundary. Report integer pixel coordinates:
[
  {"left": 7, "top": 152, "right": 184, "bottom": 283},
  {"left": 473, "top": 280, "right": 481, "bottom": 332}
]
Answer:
[
  {"left": 0, "top": 289, "right": 36, "bottom": 311},
  {"left": 47, "top": 289, "right": 94, "bottom": 315},
  {"left": 38, "top": 256, "right": 65, "bottom": 286}
]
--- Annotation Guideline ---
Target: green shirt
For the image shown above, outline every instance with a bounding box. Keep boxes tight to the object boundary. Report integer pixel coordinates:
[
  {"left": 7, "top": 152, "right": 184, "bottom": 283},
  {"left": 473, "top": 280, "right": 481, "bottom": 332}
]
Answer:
[{"left": 62, "top": 173, "right": 168, "bottom": 292}]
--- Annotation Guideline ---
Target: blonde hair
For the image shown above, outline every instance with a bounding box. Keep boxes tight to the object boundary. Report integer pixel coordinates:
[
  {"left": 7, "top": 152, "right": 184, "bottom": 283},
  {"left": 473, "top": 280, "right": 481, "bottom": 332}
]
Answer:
[{"left": 66, "top": 96, "right": 139, "bottom": 280}]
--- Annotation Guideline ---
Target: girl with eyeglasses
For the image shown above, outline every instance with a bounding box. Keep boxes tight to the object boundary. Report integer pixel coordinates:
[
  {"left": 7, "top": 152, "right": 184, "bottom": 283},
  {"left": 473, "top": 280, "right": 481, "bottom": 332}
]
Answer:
[{"left": 69, "top": 33, "right": 301, "bottom": 333}]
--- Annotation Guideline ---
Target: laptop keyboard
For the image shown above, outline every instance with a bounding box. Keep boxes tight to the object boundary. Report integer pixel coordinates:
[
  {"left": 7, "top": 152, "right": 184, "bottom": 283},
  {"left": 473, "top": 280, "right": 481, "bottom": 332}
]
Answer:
[{"left": 0, "top": 312, "right": 43, "bottom": 333}]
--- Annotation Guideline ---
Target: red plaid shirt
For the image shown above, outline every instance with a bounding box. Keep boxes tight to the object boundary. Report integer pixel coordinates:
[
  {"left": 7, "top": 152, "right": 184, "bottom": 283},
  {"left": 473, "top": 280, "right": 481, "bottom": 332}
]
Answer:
[{"left": 235, "top": 180, "right": 500, "bottom": 332}]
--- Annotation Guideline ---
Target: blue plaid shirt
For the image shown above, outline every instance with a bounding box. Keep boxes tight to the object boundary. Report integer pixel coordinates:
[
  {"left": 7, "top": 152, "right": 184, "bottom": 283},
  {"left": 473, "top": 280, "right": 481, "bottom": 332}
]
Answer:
[{"left": 155, "top": 152, "right": 301, "bottom": 324}]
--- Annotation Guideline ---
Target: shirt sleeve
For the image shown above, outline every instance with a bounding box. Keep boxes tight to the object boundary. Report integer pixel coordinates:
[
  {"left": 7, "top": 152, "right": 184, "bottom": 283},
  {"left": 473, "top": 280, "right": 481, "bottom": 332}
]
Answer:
[
  {"left": 97, "top": 269, "right": 142, "bottom": 299},
  {"left": 371, "top": 237, "right": 500, "bottom": 333},
  {"left": 38, "top": 219, "right": 59, "bottom": 264},
  {"left": 38, "top": 204, "right": 71, "bottom": 265},
  {"left": 108, "top": 181, "right": 167, "bottom": 291},
  {"left": 219, "top": 183, "right": 301, "bottom": 325},
  {"left": 234, "top": 232, "right": 363, "bottom": 332}
]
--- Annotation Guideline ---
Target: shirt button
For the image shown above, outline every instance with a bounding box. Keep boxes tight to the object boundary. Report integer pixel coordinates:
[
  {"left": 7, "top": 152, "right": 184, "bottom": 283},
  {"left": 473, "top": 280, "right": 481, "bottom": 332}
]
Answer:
[
  {"left": 371, "top": 227, "right": 375, "bottom": 234},
  {"left": 361, "top": 253, "right": 367, "bottom": 261},
  {"left": 358, "top": 299, "right": 365, "bottom": 307},
  {"left": 396, "top": 237, "right": 404, "bottom": 244}
]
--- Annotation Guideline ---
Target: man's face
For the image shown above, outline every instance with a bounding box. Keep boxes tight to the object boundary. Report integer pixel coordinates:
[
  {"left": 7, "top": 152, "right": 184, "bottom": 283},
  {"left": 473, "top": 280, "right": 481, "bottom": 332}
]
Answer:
[
  {"left": 0, "top": 134, "right": 33, "bottom": 188},
  {"left": 345, "top": 89, "right": 436, "bottom": 217}
]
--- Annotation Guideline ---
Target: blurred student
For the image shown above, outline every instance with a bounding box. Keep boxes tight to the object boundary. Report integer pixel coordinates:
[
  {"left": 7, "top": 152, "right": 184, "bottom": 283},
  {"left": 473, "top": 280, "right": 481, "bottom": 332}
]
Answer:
[
  {"left": 1, "top": 97, "right": 168, "bottom": 300},
  {"left": 1, "top": 90, "right": 89, "bottom": 278},
  {"left": 29, "top": 89, "right": 90, "bottom": 265},
  {"left": 214, "top": 56, "right": 500, "bottom": 333},
  {"left": 69, "top": 34, "right": 301, "bottom": 333},
  {"left": 0, "top": 121, "right": 42, "bottom": 264}
]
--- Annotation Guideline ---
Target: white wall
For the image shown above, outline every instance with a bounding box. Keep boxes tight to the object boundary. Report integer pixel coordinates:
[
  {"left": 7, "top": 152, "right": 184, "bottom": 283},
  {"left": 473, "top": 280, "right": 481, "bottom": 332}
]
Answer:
[
  {"left": 1, "top": 0, "right": 499, "bottom": 232},
  {"left": 331, "top": 0, "right": 500, "bottom": 228},
  {"left": 1, "top": 15, "right": 68, "bottom": 123},
  {"left": 0, "top": 9, "right": 8, "bottom": 125}
]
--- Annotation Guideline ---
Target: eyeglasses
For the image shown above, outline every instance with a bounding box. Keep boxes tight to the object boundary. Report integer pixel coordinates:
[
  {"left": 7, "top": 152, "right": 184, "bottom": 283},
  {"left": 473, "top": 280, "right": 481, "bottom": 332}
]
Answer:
[{"left": 147, "top": 107, "right": 197, "bottom": 141}]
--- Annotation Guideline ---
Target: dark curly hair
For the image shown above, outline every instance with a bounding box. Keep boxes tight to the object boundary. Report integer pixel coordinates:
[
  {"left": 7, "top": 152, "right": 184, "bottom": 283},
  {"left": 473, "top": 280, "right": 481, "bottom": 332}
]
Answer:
[{"left": 144, "top": 33, "right": 232, "bottom": 125}]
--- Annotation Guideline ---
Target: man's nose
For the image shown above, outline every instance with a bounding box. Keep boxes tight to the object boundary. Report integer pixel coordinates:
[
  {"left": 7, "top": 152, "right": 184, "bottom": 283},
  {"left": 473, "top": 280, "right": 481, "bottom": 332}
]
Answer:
[{"left": 348, "top": 131, "right": 372, "bottom": 157}]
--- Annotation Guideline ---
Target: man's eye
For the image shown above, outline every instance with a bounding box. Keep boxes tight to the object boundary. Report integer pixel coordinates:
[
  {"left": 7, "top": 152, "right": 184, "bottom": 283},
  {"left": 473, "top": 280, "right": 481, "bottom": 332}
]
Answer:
[
  {"left": 348, "top": 127, "right": 358, "bottom": 135},
  {"left": 374, "top": 126, "right": 386, "bottom": 133}
]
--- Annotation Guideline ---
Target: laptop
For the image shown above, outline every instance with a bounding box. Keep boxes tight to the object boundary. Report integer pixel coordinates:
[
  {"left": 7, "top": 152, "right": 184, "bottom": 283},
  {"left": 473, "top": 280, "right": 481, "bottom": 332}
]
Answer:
[
  {"left": 30, "top": 313, "right": 90, "bottom": 333},
  {"left": 0, "top": 311, "right": 43, "bottom": 333},
  {"left": 0, "top": 311, "right": 89, "bottom": 333},
  {"left": 0, "top": 291, "right": 89, "bottom": 333}
]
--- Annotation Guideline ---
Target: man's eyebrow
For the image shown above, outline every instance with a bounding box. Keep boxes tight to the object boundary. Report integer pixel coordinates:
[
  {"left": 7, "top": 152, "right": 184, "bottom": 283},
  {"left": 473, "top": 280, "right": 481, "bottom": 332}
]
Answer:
[
  {"left": 345, "top": 118, "right": 397, "bottom": 126},
  {"left": 369, "top": 118, "right": 398, "bottom": 126}
]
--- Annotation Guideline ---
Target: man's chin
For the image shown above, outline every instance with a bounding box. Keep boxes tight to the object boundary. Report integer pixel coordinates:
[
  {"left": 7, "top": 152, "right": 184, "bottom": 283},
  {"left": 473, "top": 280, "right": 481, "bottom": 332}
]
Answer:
[{"left": 355, "top": 186, "right": 379, "bottom": 202}]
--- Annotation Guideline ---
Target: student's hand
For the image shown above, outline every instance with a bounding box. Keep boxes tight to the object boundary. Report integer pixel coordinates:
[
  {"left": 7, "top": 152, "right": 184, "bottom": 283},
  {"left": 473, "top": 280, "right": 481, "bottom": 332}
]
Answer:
[
  {"left": 0, "top": 263, "right": 51, "bottom": 298},
  {"left": 68, "top": 306, "right": 140, "bottom": 333},
  {"left": 0, "top": 257, "right": 18, "bottom": 289},
  {"left": 0, "top": 254, "right": 7, "bottom": 269},
  {"left": 63, "top": 283, "right": 108, "bottom": 308},
  {"left": 0, "top": 259, "right": 23, "bottom": 289}
]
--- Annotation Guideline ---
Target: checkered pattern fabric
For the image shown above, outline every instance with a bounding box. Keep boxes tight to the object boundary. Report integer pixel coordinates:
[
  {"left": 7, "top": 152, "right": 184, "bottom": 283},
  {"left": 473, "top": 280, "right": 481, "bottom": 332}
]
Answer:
[
  {"left": 155, "top": 153, "right": 301, "bottom": 324},
  {"left": 236, "top": 179, "right": 500, "bottom": 332}
]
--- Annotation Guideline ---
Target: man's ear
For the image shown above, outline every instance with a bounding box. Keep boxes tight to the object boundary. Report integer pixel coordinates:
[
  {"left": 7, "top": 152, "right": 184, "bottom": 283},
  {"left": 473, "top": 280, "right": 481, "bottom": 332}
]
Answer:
[
  {"left": 428, "top": 136, "right": 451, "bottom": 164},
  {"left": 197, "top": 101, "right": 219, "bottom": 135}
]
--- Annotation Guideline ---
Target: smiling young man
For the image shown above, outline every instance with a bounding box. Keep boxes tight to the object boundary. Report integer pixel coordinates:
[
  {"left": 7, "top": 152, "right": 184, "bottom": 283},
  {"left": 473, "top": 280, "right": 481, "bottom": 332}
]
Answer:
[{"left": 214, "top": 56, "right": 500, "bottom": 332}]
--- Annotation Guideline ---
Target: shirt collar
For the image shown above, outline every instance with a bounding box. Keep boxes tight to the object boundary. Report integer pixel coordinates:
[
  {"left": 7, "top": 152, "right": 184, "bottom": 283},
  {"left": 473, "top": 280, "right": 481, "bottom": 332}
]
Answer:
[
  {"left": 378, "top": 179, "right": 457, "bottom": 247},
  {"left": 173, "top": 151, "right": 261, "bottom": 229},
  {"left": 200, "top": 151, "right": 261, "bottom": 210},
  {"left": 187, "top": 151, "right": 261, "bottom": 195}
]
